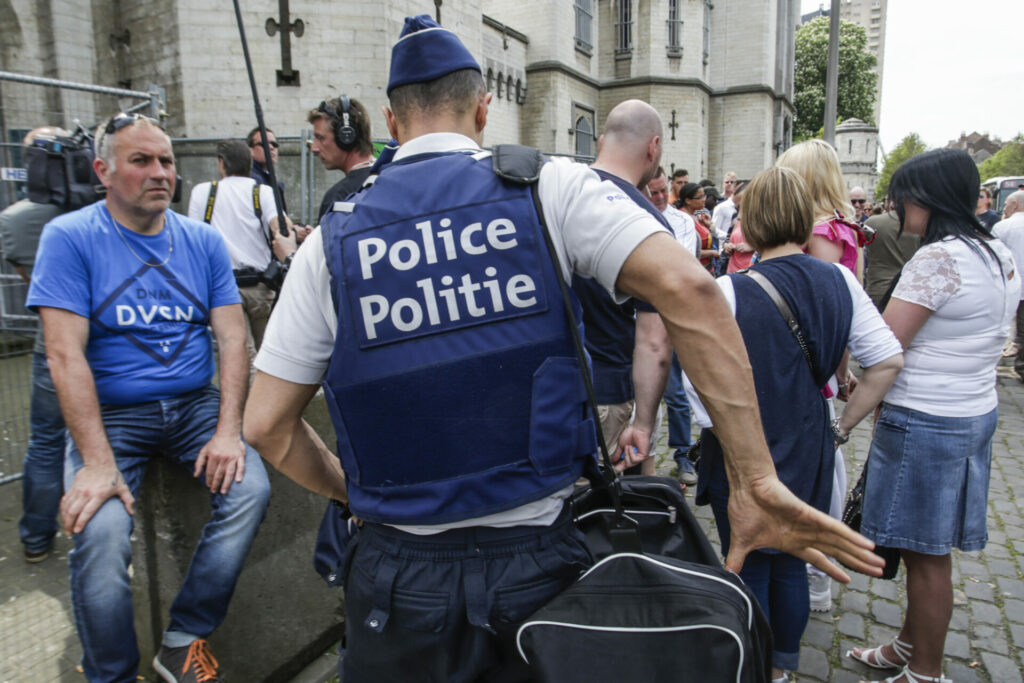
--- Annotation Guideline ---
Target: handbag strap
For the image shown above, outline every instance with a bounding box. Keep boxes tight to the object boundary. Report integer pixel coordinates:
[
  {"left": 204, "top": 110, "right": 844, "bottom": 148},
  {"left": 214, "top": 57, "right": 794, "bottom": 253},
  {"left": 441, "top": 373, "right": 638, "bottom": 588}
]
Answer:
[{"left": 742, "top": 268, "right": 817, "bottom": 377}]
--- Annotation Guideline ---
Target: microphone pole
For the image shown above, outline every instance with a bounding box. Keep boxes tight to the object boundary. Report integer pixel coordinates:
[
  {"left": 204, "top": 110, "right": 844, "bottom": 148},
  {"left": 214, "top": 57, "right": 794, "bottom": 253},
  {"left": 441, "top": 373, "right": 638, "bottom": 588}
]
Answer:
[{"left": 232, "top": 0, "right": 289, "bottom": 237}]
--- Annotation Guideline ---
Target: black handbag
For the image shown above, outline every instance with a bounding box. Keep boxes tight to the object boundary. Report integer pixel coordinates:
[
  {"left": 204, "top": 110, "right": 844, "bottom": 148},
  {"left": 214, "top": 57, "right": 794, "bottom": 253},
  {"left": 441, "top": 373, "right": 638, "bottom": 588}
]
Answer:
[{"left": 842, "top": 461, "right": 901, "bottom": 579}]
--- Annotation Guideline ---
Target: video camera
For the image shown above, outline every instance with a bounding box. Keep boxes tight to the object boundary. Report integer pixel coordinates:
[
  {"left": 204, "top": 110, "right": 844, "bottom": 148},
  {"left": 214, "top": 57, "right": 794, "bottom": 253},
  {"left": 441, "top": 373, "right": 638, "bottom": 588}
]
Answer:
[{"left": 24, "top": 125, "right": 104, "bottom": 210}]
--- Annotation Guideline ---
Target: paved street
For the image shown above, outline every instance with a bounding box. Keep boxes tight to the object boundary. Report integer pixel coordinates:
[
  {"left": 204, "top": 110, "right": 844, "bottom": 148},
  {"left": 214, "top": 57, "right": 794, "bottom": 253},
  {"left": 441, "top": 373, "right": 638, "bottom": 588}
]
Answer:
[{"left": 1, "top": 368, "right": 1023, "bottom": 682}]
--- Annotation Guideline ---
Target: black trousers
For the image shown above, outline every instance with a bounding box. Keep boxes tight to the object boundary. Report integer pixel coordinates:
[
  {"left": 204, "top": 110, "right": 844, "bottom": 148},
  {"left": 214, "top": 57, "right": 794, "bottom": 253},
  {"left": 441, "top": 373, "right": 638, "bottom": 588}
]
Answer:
[{"left": 341, "top": 506, "right": 591, "bottom": 683}]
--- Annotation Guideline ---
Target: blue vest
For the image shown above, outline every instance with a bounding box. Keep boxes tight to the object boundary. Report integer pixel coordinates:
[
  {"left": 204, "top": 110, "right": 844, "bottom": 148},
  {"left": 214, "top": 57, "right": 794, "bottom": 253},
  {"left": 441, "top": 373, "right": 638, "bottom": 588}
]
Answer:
[
  {"left": 321, "top": 150, "right": 597, "bottom": 525},
  {"left": 697, "top": 255, "right": 853, "bottom": 514}
]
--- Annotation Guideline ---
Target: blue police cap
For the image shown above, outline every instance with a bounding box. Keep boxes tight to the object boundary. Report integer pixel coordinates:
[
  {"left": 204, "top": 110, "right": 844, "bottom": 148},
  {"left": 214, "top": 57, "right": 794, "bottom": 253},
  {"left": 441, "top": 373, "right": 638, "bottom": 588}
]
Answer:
[{"left": 387, "top": 15, "right": 481, "bottom": 96}]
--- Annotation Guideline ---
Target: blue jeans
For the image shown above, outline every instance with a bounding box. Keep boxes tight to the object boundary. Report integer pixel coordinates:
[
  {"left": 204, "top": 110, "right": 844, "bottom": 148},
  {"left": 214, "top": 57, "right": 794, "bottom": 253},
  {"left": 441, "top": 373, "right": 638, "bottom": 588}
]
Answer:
[
  {"left": 19, "top": 352, "right": 67, "bottom": 553},
  {"left": 708, "top": 483, "right": 807, "bottom": 671},
  {"left": 664, "top": 354, "right": 692, "bottom": 466},
  {"left": 65, "top": 385, "right": 270, "bottom": 682}
]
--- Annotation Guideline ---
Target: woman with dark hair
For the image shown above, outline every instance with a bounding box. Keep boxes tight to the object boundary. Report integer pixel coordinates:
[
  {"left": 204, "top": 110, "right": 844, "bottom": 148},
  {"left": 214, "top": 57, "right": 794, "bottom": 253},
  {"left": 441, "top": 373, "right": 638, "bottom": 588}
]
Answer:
[
  {"left": 847, "top": 149, "right": 1019, "bottom": 683},
  {"left": 689, "top": 167, "right": 903, "bottom": 683},
  {"left": 675, "top": 182, "right": 718, "bottom": 271}
]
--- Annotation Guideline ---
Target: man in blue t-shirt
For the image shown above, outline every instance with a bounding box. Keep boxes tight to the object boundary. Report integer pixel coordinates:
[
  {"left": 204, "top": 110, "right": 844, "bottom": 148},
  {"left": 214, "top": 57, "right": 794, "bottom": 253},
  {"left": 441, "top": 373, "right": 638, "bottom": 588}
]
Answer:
[
  {"left": 573, "top": 100, "right": 673, "bottom": 477},
  {"left": 27, "top": 114, "right": 270, "bottom": 683}
]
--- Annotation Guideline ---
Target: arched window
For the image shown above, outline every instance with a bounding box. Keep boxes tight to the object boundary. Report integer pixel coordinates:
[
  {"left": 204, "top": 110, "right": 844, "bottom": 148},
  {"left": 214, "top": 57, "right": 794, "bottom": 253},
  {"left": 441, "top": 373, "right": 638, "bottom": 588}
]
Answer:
[
  {"left": 497, "top": 72, "right": 503, "bottom": 98},
  {"left": 506, "top": 75, "right": 514, "bottom": 100},
  {"left": 515, "top": 78, "right": 524, "bottom": 104},
  {"left": 575, "top": 115, "right": 594, "bottom": 159},
  {"left": 486, "top": 68, "right": 494, "bottom": 92}
]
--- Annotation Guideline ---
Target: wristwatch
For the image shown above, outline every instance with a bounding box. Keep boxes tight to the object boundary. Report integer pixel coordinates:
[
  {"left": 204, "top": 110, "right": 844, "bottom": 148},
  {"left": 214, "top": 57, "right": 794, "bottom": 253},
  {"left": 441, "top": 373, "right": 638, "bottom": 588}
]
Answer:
[{"left": 831, "top": 417, "right": 850, "bottom": 445}]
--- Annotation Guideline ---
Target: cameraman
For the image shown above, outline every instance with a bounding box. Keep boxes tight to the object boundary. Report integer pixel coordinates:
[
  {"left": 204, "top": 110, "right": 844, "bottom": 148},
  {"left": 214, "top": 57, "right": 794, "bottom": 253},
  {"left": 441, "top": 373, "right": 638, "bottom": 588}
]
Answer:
[
  {"left": 188, "top": 139, "right": 295, "bottom": 378},
  {"left": 0, "top": 126, "right": 71, "bottom": 563}
]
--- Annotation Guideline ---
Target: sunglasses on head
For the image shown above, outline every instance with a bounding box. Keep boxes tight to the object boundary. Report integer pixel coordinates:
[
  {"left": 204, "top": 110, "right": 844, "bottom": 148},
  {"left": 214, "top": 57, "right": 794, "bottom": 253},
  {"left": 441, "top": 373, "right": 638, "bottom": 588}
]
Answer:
[{"left": 104, "top": 112, "right": 163, "bottom": 135}]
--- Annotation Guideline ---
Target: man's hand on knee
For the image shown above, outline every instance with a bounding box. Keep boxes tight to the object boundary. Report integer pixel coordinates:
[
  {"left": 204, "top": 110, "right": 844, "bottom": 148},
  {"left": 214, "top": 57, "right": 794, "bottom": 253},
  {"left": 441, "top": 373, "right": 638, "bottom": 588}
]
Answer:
[
  {"left": 60, "top": 463, "right": 135, "bottom": 535},
  {"left": 194, "top": 432, "right": 247, "bottom": 494}
]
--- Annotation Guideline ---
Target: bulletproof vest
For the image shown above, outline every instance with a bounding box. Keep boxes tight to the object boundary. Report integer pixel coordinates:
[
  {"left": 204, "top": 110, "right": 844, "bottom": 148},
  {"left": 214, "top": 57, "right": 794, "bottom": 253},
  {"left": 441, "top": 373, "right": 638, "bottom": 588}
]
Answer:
[{"left": 321, "top": 149, "right": 596, "bottom": 525}]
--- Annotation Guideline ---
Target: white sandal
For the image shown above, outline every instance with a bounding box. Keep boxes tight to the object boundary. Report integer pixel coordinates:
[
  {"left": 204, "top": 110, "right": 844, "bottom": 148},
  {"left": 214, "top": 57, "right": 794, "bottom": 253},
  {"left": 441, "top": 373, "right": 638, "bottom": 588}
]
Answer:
[
  {"left": 865, "top": 665, "right": 952, "bottom": 683},
  {"left": 846, "top": 637, "right": 913, "bottom": 670}
]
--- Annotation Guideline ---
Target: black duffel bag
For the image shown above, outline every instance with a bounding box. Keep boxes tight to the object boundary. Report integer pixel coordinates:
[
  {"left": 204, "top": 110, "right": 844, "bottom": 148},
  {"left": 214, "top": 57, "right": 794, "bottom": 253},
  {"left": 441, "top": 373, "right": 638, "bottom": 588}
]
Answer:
[{"left": 516, "top": 551, "right": 772, "bottom": 683}]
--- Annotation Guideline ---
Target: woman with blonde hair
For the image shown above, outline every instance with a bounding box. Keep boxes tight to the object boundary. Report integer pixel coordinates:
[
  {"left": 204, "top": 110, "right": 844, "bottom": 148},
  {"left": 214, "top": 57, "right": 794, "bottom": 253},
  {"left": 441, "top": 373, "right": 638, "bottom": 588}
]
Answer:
[{"left": 777, "top": 138, "right": 864, "bottom": 281}]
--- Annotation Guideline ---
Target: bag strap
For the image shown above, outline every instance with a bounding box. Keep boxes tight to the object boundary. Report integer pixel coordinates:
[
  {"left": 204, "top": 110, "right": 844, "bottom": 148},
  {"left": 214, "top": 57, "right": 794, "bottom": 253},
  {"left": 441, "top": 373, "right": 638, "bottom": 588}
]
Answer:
[
  {"left": 492, "top": 144, "right": 639, "bottom": 550},
  {"left": 878, "top": 269, "right": 902, "bottom": 312},
  {"left": 741, "top": 268, "right": 817, "bottom": 377},
  {"left": 203, "top": 180, "right": 219, "bottom": 223},
  {"left": 252, "top": 181, "right": 263, "bottom": 221}
]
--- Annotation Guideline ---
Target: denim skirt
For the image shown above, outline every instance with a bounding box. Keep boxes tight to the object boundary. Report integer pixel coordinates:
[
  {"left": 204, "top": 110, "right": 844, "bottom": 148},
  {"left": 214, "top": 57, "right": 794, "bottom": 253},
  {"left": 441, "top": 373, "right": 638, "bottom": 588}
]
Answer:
[{"left": 861, "top": 402, "right": 997, "bottom": 554}]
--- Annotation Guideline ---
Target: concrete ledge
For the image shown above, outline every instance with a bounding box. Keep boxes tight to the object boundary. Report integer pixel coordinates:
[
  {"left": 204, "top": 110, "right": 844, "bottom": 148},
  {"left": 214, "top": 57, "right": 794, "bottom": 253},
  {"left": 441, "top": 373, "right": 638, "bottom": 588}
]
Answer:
[{"left": 131, "top": 395, "right": 344, "bottom": 682}]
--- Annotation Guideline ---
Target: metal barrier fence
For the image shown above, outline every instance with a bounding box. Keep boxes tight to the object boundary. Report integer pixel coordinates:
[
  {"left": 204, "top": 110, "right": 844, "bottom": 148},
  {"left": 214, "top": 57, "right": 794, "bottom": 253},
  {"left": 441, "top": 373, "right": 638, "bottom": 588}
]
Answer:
[{"left": 0, "top": 72, "right": 164, "bottom": 483}]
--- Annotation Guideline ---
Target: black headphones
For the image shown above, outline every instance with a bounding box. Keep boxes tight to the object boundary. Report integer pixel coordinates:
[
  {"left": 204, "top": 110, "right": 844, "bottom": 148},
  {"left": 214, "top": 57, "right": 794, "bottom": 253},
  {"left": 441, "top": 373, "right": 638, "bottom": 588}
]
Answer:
[{"left": 318, "top": 95, "right": 359, "bottom": 150}]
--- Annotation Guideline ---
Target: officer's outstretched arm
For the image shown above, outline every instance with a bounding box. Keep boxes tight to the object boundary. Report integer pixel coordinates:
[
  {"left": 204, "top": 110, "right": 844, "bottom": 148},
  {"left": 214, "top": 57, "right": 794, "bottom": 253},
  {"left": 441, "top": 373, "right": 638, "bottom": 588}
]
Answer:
[
  {"left": 244, "top": 372, "right": 348, "bottom": 501},
  {"left": 614, "top": 232, "right": 884, "bottom": 580}
]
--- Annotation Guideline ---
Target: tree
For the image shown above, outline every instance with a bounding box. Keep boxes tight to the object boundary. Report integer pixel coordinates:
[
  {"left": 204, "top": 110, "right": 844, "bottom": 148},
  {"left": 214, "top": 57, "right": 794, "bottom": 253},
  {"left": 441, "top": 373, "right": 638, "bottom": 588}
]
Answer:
[
  {"left": 874, "top": 133, "right": 928, "bottom": 201},
  {"left": 978, "top": 134, "right": 1024, "bottom": 181},
  {"left": 794, "top": 17, "right": 878, "bottom": 142}
]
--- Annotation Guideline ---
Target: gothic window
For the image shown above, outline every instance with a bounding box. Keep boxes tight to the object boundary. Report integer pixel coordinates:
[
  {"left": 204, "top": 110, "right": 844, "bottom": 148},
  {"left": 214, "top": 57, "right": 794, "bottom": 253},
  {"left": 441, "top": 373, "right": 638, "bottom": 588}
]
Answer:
[
  {"left": 574, "top": 114, "right": 594, "bottom": 160},
  {"left": 515, "top": 78, "right": 524, "bottom": 104},
  {"left": 497, "top": 72, "right": 504, "bottom": 98},
  {"left": 667, "top": 0, "right": 683, "bottom": 57},
  {"left": 507, "top": 75, "right": 514, "bottom": 100},
  {"left": 486, "top": 68, "right": 494, "bottom": 92},
  {"left": 574, "top": 0, "right": 593, "bottom": 53},
  {"left": 616, "top": 0, "right": 632, "bottom": 55}
]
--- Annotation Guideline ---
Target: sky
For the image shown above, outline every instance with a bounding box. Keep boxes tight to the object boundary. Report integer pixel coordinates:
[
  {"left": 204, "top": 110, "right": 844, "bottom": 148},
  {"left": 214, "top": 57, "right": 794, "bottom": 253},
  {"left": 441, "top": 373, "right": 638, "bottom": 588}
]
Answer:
[{"left": 800, "top": 0, "right": 1024, "bottom": 157}]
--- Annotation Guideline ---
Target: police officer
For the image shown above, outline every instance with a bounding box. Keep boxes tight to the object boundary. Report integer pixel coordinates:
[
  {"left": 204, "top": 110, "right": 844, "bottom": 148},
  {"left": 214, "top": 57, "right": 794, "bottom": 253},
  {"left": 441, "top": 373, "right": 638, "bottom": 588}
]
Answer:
[{"left": 244, "top": 15, "right": 883, "bottom": 682}]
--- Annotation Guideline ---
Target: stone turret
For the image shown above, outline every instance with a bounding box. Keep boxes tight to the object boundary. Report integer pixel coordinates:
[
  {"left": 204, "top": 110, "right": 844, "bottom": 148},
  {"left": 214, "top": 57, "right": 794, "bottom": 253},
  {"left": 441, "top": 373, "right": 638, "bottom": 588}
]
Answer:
[{"left": 836, "top": 117, "right": 878, "bottom": 198}]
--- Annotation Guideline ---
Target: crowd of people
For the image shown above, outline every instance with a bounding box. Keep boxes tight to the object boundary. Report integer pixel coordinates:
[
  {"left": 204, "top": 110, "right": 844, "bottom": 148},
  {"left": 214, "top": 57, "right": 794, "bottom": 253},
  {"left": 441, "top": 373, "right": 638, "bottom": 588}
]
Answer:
[{"left": 1, "top": 12, "right": 1019, "bottom": 683}]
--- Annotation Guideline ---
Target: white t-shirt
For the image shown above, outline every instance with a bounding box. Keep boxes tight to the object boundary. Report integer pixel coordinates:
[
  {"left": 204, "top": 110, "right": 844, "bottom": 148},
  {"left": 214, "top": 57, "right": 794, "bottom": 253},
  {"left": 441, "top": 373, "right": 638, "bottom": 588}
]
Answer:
[
  {"left": 711, "top": 197, "right": 735, "bottom": 241},
  {"left": 188, "top": 176, "right": 277, "bottom": 270},
  {"left": 663, "top": 205, "right": 699, "bottom": 258},
  {"left": 686, "top": 262, "right": 902, "bottom": 428},
  {"left": 255, "top": 132, "right": 671, "bottom": 533},
  {"left": 994, "top": 213, "right": 1024, "bottom": 301},
  {"left": 885, "top": 237, "right": 1019, "bottom": 417}
]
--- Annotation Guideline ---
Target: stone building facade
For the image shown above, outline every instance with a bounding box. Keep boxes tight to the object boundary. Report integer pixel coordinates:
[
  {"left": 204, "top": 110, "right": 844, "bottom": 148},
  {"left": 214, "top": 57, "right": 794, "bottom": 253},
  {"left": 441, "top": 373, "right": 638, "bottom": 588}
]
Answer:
[{"left": 2, "top": 0, "right": 798, "bottom": 196}]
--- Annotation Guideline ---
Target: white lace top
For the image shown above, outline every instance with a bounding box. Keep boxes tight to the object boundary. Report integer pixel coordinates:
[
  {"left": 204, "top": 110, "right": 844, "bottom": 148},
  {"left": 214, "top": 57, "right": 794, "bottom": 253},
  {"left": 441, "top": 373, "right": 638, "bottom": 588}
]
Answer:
[{"left": 885, "top": 237, "right": 1019, "bottom": 416}]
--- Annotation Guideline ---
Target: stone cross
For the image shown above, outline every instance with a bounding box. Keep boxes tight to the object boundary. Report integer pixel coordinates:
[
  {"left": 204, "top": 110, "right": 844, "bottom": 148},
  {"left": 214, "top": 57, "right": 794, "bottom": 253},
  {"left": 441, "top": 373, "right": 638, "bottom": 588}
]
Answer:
[
  {"left": 265, "top": 0, "right": 304, "bottom": 86},
  {"left": 668, "top": 109, "right": 679, "bottom": 141}
]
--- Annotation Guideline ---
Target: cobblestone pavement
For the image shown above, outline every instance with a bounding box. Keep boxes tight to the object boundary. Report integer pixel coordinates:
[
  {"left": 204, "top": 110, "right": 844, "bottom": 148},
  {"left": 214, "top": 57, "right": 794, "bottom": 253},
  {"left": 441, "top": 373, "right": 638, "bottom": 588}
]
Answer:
[
  {"left": 647, "top": 365, "right": 1024, "bottom": 683},
  {"left": 2, "top": 371, "right": 1023, "bottom": 682}
]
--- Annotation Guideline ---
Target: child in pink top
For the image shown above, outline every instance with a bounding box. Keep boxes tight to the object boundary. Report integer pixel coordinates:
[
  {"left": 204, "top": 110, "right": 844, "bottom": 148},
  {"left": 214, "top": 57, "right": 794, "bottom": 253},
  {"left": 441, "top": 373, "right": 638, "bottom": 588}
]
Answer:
[{"left": 725, "top": 220, "right": 756, "bottom": 273}]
